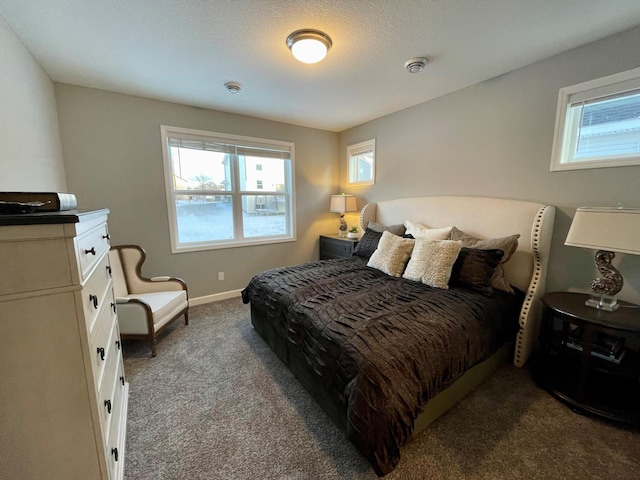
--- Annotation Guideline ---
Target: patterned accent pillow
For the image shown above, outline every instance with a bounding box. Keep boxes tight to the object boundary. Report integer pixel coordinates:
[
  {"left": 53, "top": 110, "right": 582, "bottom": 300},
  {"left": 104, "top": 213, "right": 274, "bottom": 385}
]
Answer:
[
  {"left": 404, "top": 220, "right": 452, "bottom": 240},
  {"left": 448, "top": 227, "right": 520, "bottom": 294},
  {"left": 402, "top": 239, "right": 463, "bottom": 288},
  {"left": 352, "top": 228, "right": 383, "bottom": 259},
  {"left": 367, "top": 231, "right": 415, "bottom": 277},
  {"left": 449, "top": 248, "right": 504, "bottom": 294}
]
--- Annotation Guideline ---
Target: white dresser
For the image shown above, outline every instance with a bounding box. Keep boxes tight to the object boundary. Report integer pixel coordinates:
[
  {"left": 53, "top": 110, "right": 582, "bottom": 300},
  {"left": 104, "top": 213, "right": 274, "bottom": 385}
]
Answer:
[{"left": 0, "top": 209, "right": 129, "bottom": 480}]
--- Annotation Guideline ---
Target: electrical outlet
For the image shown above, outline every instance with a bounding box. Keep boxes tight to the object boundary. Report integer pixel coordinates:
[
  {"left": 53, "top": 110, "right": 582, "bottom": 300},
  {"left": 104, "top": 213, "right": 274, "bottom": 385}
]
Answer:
[{"left": 217, "top": 271, "right": 224, "bottom": 281}]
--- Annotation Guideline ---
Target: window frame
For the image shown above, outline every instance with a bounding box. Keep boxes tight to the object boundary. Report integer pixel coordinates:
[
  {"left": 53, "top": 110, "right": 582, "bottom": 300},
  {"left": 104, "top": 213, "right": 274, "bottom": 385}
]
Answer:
[
  {"left": 160, "top": 125, "right": 296, "bottom": 253},
  {"left": 550, "top": 67, "right": 640, "bottom": 171},
  {"left": 347, "top": 139, "right": 376, "bottom": 186}
]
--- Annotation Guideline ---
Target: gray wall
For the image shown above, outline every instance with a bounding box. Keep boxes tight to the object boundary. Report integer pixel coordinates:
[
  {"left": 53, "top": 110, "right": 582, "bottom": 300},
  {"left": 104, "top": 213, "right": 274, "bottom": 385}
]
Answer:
[
  {"left": 0, "top": 15, "right": 66, "bottom": 191},
  {"left": 339, "top": 26, "right": 640, "bottom": 304},
  {"left": 55, "top": 84, "right": 338, "bottom": 299}
]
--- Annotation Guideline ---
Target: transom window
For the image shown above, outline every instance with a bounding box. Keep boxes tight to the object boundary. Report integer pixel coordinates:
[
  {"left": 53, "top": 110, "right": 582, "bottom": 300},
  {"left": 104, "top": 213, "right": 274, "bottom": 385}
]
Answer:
[
  {"left": 550, "top": 67, "right": 640, "bottom": 171},
  {"left": 161, "top": 126, "right": 296, "bottom": 252},
  {"left": 347, "top": 139, "right": 375, "bottom": 185}
]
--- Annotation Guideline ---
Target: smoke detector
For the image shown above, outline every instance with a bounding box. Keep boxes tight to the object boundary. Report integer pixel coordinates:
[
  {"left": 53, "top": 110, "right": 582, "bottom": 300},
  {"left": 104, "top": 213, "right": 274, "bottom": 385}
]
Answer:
[
  {"left": 404, "top": 57, "right": 428, "bottom": 73},
  {"left": 224, "top": 82, "right": 242, "bottom": 94}
]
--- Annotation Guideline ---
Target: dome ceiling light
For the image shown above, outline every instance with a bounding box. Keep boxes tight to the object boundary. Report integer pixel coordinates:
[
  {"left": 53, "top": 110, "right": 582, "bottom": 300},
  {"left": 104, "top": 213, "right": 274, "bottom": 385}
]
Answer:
[
  {"left": 404, "top": 57, "right": 429, "bottom": 73},
  {"left": 286, "top": 29, "right": 332, "bottom": 64}
]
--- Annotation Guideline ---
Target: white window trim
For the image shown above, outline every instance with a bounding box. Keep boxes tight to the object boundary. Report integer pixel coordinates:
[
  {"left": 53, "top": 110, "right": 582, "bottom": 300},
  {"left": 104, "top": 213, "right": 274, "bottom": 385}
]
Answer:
[
  {"left": 550, "top": 67, "right": 640, "bottom": 171},
  {"left": 160, "top": 125, "right": 296, "bottom": 253},
  {"left": 347, "top": 139, "right": 376, "bottom": 186}
]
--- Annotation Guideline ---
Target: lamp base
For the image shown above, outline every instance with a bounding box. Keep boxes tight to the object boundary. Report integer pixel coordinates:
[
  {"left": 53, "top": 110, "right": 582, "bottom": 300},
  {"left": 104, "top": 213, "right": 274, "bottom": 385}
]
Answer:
[
  {"left": 585, "top": 294, "right": 619, "bottom": 311},
  {"left": 338, "top": 214, "right": 348, "bottom": 238}
]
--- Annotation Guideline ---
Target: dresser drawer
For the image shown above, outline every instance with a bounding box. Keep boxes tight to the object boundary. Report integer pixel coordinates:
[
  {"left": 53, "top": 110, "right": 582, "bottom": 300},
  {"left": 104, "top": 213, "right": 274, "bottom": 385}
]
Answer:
[
  {"left": 83, "top": 254, "right": 114, "bottom": 334},
  {"left": 75, "top": 222, "right": 110, "bottom": 282},
  {"left": 106, "top": 359, "right": 127, "bottom": 480},
  {"left": 98, "top": 324, "right": 122, "bottom": 434},
  {"left": 91, "top": 307, "right": 116, "bottom": 390}
]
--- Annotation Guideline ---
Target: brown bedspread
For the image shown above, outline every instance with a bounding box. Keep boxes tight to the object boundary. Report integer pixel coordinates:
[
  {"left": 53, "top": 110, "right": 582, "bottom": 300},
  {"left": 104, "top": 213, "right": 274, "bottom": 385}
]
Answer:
[{"left": 241, "top": 257, "right": 521, "bottom": 476}]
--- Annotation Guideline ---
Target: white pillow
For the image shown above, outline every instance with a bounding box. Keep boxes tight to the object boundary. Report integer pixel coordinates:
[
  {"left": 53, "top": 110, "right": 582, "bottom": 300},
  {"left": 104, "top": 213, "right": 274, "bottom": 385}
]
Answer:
[
  {"left": 404, "top": 220, "right": 452, "bottom": 240},
  {"left": 402, "top": 239, "right": 463, "bottom": 288},
  {"left": 367, "top": 231, "right": 415, "bottom": 277}
]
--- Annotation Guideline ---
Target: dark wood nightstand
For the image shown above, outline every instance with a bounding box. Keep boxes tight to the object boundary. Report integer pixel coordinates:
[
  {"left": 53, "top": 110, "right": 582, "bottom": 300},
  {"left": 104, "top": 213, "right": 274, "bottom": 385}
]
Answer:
[
  {"left": 319, "top": 234, "right": 359, "bottom": 260},
  {"left": 536, "top": 291, "right": 640, "bottom": 426}
]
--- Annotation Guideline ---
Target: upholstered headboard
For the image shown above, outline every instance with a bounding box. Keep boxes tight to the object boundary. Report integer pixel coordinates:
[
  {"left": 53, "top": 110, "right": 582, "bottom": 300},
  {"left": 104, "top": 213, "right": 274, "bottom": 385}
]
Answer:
[{"left": 360, "top": 195, "right": 556, "bottom": 367}]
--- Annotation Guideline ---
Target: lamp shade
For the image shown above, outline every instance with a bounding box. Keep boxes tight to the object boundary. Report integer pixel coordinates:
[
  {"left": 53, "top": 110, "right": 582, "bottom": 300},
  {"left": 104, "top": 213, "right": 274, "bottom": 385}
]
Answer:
[
  {"left": 565, "top": 207, "right": 640, "bottom": 255},
  {"left": 330, "top": 194, "right": 357, "bottom": 213}
]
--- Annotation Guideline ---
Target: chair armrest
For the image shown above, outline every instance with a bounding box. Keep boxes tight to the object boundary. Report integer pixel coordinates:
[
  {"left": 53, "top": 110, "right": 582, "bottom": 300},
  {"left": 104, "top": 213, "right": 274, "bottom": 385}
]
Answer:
[
  {"left": 130, "top": 277, "right": 188, "bottom": 294},
  {"left": 116, "top": 297, "right": 132, "bottom": 303}
]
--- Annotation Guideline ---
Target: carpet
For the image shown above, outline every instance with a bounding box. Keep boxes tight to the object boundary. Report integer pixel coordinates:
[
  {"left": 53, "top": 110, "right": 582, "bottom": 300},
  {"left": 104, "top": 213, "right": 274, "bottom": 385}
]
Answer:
[{"left": 122, "top": 297, "right": 640, "bottom": 479}]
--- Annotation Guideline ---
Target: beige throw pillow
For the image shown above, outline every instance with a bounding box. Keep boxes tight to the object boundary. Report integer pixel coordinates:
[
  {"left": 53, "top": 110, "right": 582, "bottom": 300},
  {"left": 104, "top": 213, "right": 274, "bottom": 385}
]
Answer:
[
  {"left": 448, "top": 227, "right": 520, "bottom": 293},
  {"left": 403, "top": 239, "right": 463, "bottom": 288},
  {"left": 367, "top": 231, "right": 415, "bottom": 277},
  {"left": 404, "top": 220, "right": 452, "bottom": 240}
]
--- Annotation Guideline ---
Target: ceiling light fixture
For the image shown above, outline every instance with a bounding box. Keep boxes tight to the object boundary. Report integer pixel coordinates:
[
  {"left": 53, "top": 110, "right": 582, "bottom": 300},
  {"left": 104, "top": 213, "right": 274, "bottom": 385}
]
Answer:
[
  {"left": 224, "top": 81, "right": 242, "bottom": 94},
  {"left": 404, "top": 57, "right": 428, "bottom": 73},
  {"left": 286, "top": 29, "right": 332, "bottom": 64}
]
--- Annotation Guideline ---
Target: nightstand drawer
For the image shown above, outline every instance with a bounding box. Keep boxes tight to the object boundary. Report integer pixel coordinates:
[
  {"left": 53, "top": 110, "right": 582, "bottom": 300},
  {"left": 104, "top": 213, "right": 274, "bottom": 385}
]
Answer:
[{"left": 319, "top": 235, "right": 359, "bottom": 260}]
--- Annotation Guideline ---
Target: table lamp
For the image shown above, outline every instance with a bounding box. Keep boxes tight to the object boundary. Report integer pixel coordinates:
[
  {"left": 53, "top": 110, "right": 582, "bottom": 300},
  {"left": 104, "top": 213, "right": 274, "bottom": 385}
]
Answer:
[
  {"left": 330, "top": 194, "right": 357, "bottom": 237},
  {"left": 565, "top": 206, "right": 640, "bottom": 311}
]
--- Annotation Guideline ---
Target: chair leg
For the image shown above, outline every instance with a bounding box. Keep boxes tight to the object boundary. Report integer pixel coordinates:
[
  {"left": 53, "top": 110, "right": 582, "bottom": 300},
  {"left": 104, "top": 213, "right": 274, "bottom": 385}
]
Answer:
[
  {"left": 184, "top": 311, "right": 189, "bottom": 326},
  {"left": 150, "top": 338, "right": 157, "bottom": 357}
]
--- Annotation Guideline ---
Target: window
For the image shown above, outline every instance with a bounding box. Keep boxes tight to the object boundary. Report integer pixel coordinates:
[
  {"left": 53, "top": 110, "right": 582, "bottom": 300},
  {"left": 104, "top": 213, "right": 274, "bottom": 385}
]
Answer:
[
  {"left": 161, "top": 125, "right": 295, "bottom": 252},
  {"left": 550, "top": 67, "right": 640, "bottom": 171},
  {"left": 347, "top": 139, "right": 375, "bottom": 185}
]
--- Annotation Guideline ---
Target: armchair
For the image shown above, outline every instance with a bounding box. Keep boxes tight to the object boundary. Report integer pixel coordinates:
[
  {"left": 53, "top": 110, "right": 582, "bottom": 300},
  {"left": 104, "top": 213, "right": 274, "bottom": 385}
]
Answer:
[{"left": 109, "top": 245, "right": 189, "bottom": 356}]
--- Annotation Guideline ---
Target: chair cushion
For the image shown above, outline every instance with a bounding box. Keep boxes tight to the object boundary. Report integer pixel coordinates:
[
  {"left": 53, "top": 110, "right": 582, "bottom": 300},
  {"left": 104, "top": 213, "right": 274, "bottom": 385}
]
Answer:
[{"left": 128, "top": 290, "right": 187, "bottom": 325}]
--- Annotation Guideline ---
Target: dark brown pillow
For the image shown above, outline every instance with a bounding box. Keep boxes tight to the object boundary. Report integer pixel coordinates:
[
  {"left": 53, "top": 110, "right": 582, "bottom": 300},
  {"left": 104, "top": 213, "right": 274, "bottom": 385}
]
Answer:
[
  {"left": 448, "top": 227, "right": 520, "bottom": 293},
  {"left": 352, "top": 228, "right": 383, "bottom": 259},
  {"left": 449, "top": 248, "right": 504, "bottom": 294}
]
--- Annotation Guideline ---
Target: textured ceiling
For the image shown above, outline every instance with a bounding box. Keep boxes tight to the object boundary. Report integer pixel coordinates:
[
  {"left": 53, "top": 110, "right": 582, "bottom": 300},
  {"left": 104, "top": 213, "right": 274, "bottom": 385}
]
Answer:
[{"left": 2, "top": 1, "right": 640, "bottom": 132}]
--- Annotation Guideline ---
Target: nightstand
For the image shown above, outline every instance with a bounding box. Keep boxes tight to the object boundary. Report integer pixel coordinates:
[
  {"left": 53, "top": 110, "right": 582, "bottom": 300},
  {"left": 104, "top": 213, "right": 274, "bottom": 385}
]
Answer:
[
  {"left": 319, "top": 234, "right": 359, "bottom": 260},
  {"left": 536, "top": 291, "right": 640, "bottom": 426}
]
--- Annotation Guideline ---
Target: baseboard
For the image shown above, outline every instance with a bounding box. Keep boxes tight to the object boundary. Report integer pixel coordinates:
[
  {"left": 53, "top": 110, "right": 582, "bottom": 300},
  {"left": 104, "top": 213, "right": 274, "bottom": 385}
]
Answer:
[{"left": 189, "top": 289, "right": 243, "bottom": 306}]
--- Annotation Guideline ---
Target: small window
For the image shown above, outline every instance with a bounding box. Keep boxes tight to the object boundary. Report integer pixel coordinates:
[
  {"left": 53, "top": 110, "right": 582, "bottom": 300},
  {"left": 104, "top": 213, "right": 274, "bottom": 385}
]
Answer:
[
  {"left": 161, "top": 126, "right": 296, "bottom": 252},
  {"left": 347, "top": 139, "right": 375, "bottom": 185},
  {"left": 550, "top": 67, "right": 640, "bottom": 171}
]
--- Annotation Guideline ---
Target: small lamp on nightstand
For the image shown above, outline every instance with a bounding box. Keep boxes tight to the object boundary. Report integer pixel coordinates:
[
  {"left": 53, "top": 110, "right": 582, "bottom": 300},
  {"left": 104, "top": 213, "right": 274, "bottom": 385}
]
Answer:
[
  {"left": 565, "top": 206, "right": 640, "bottom": 311},
  {"left": 330, "top": 194, "right": 357, "bottom": 238}
]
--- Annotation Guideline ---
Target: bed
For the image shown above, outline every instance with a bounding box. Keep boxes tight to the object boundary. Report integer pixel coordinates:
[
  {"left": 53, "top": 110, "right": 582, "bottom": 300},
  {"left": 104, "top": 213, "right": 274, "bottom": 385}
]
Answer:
[{"left": 242, "top": 195, "right": 555, "bottom": 476}]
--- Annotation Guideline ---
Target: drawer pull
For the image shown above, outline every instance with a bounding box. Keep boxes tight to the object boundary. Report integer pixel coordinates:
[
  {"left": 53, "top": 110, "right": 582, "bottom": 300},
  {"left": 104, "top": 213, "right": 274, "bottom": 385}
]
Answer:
[
  {"left": 103, "top": 233, "right": 111, "bottom": 240},
  {"left": 111, "top": 302, "right": 117, "bottom": 313},
  {"left": 106, "top": 264, "right": 112, "bottom": 277},
  {"left": 104, "top": 399, "right": 112, "bottom": 414},
  {"left": 115, "top": 340, "right": 121, "bottom": 350},
  {"left": 89, "top": 294, "right": 98, "bottom": 309},
  {"left": 120, "top": 376, "right": 125, "bottom": 386},
  {"left": 85, "top": 247, "right": 96, "bottom": 256},
  {"left": 97, "top": 347, "right": 105, "bottom": 361},
  {"left": 111, "top": 447, "right": 119, "bottom": 462}
]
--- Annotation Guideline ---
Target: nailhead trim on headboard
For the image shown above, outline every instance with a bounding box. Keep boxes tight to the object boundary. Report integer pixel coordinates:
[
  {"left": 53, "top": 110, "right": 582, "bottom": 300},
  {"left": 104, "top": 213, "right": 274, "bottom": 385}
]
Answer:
[{"left": 514, "top": 205, "right": 550, "bottom": 367}]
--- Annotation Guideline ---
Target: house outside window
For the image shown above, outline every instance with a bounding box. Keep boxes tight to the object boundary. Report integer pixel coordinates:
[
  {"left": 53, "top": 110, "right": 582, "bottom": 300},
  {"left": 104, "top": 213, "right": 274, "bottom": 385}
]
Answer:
[
  {"left": 161, "top": 125, "right": 296, "bottom": 252},
  {"left": 550, "top": 67, "right": 640, "bottom": 171}
]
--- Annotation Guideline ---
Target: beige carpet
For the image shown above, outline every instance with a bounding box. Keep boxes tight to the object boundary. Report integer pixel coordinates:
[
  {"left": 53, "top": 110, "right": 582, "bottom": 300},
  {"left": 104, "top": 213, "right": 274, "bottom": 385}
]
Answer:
[{"left": 122, "top": 297, "right": 640, "bottom": 479}]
